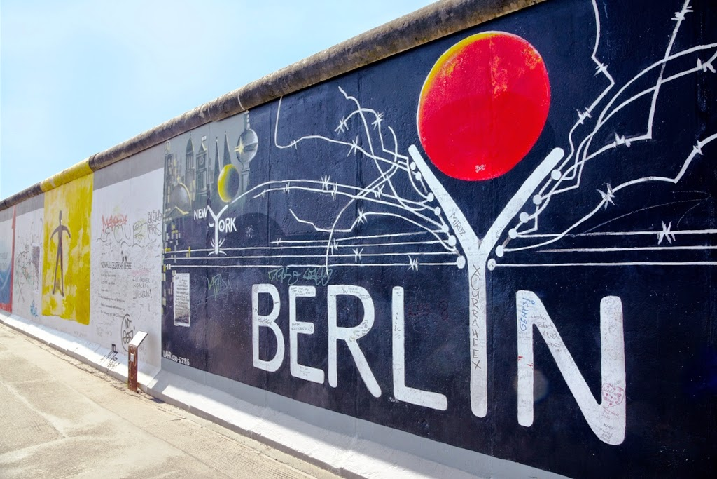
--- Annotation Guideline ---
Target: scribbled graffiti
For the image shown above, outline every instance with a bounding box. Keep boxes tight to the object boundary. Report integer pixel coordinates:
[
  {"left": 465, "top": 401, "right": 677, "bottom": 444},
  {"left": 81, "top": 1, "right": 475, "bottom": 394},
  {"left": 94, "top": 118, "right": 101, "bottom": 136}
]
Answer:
[
  {"left": 12, "top": 208, "right": 42, "bottom": 319},
  {"left": 101, "top": 213, "right": 127, "bottom": 231},
  {"left": 90, "top": 169, "right": 164, "bottom": 369},
  {"left": 100, "top": 343, "right": 120, "bottom": 369},
  {"left": 120, "top": 314, "right": 134, "bottom": 352},
  {"left": 162, "top": 349, "right": 190, "bottom": 366},
  {"left": 206, "top": 273, "right": 231, "bottom": 300},
  {"left": 267, "top": 267, "right": 333, "bottom": 286},
  {"left": 0, "top": 209, "right": 15, "bottom": 311},
  {"left": 16, "top": 245, "right": 41, "bottom": 301},
  {"left": 95, "top": 208, "right": 162, "bottom": 252}
]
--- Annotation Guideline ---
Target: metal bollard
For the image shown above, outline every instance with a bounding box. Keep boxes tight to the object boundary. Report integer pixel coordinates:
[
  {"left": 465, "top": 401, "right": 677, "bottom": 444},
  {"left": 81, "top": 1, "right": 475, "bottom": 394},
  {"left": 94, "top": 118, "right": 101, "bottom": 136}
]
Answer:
[{"left": 127, "top": 331, "right": 148, "bottom": 392}]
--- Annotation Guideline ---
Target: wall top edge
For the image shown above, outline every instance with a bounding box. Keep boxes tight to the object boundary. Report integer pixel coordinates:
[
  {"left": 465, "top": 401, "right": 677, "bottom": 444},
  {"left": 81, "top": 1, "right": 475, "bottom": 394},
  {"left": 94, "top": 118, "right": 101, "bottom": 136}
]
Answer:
[{"left": 0, "top": 0, "right": 545, "bottom": 211}]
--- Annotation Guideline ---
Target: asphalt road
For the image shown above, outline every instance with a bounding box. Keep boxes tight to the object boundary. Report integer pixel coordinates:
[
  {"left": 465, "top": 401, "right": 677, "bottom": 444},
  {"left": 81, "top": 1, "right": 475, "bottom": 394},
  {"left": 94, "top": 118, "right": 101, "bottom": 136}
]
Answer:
[{"left": 0, "top": 323, "right": 340, "bottom": 479}]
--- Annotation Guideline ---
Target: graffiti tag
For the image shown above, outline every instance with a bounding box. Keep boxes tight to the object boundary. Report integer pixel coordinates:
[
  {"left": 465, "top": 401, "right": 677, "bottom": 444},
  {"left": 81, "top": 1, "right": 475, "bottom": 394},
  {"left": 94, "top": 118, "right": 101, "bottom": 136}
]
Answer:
[
  {"left": 206, "top": 274, "right": 231, "bottom": 299},
  {"left": 267, "top": 266, "right": 333, "bottom": 286},
  {"left": 163, "top": 350, "right": 190, "bottom": 366},
  {"left": 102, "top": 214, "right": 128, "bottom": 232}
]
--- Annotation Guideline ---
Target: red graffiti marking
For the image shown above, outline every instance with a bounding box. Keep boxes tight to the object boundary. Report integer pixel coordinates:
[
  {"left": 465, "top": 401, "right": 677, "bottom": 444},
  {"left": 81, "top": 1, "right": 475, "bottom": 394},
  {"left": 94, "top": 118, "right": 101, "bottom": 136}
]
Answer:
[
  {"left": 602, "top": 383, "right": 625, "bottom": 408},
  {"left": 102, "top": 214, "right": 128, "bottom": 231},
  {"left": 417, "top": 32, "right": 550, "bottom": 181}
]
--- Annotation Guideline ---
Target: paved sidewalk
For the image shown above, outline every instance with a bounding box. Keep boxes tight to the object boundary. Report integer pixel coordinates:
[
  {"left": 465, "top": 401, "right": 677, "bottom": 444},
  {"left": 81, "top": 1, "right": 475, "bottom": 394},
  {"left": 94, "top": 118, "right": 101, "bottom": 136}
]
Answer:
[{"left": 0, "top": 323, "right": 340, "bottom": 479}]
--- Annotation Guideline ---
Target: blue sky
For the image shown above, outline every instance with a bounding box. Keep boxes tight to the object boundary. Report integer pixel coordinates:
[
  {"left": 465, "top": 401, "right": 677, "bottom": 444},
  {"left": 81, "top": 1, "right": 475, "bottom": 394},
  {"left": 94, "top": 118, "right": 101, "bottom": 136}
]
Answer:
[{"left": 0, "top": 0, "right": 435, "bottom": 199}]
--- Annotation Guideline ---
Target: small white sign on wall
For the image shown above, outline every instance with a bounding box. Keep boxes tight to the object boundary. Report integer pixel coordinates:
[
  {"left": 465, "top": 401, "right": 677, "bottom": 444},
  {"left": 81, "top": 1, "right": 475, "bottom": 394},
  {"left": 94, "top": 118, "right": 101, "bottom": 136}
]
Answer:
[{"left": 173, "top": 273, "right": 190, "bottom": 327}]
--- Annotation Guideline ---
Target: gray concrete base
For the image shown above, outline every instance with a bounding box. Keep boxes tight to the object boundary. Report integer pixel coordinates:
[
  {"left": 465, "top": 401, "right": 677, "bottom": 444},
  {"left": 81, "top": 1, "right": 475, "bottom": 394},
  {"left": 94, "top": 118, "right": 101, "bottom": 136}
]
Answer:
[
  {"left": 1, "top": 312, "right": 565, "bottom": 479},
  {"left": 0, "top": 313, "right": 159, "bottom": 387}
]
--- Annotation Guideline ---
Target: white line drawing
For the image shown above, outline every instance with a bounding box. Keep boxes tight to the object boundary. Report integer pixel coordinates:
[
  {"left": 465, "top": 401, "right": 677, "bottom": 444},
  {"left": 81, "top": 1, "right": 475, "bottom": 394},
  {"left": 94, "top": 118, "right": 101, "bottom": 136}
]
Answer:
[
  {"left": 162, "top": 0, "right": 715, "bottom": 422},
  {"left": 270, "top": 86, "right": 465, "bottom": 271},
  {"left": 207, "top": 205, "right": 229, "bottom": 256},
  {"left": 167, "top": 88, "right": 467, "bottom": 272},
  {"left": 491, "top": 0, "right": 716, "bottom": 267},
  {"left": 166, "top": 1, "right": 715, "bottom": 270},
  {"left": 409, "top": 144, "right": 563, "bottom": 417}
]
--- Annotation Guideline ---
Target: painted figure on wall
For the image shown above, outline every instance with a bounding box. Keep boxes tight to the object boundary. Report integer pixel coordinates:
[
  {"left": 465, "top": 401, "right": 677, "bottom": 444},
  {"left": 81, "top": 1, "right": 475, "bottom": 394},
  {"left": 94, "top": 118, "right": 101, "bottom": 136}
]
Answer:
[
  {"left": 50, "top": 210, "right": 71, "bottom": 296},
  {"left": 42, "top": 174, "right": 93, "bottom": 324}
]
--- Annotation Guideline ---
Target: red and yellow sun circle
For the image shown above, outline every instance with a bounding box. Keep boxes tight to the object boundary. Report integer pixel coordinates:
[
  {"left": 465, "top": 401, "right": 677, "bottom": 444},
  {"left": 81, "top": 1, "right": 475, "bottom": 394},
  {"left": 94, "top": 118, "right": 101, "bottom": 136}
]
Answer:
[{"left": 417, "top": 32, "right": 550, "bottom": 181}]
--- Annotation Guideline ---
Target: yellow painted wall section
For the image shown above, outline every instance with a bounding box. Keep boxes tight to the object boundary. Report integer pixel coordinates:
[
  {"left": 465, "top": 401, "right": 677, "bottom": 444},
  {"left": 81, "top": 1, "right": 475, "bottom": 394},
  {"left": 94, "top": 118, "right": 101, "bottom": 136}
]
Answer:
[
  {"left": 41, "top": 173, "right": 93, "bottom": 324},
  {"left": 40, "top": 160, "right": 93, "bottom": 193}
]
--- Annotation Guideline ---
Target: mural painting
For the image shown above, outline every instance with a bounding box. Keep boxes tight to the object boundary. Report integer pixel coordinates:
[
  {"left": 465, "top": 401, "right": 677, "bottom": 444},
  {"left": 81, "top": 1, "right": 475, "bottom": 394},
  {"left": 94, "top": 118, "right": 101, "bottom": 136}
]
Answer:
[
  {"left": 12, "top": 206, "right": 43, "bottom": 320},
  {"left": 157, "top": 0, "right": 716, "bottom": 477},
  {"left": 42, "top": 174, "right": 93, "bottom": 323},
  {"left": 0, "top": 208, "right": 15, "bottom": 312},
  {"left": 90, "top": 169, "right": 163, "bottom": 367},
  {"left": 160, "top": 0, "right": 716, "bottom": 476},
  {"left": 0, "top": 0, "right": 709, "bottom": 477}
]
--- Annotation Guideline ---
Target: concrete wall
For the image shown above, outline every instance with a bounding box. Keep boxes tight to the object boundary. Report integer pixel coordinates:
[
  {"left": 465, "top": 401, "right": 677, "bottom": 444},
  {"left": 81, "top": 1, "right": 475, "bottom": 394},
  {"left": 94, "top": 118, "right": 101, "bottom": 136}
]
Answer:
[
  {"left": 1, "top": 0, "right": 716, "bottom": 477},
  {"left": 6, "top": 149, "right": 164, "bottom": 371}
]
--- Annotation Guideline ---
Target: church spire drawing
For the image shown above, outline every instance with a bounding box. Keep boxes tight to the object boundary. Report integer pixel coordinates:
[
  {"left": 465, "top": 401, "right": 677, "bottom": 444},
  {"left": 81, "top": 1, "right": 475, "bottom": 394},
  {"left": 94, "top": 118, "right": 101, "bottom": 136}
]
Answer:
[{"left": 210, "top": 136, "right": 223, "bottom": 207}]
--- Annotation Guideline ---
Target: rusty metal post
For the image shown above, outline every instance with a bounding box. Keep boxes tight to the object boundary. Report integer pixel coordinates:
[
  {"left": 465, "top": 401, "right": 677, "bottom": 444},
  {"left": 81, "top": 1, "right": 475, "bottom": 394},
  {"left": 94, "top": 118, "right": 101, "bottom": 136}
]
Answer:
[
  {"left": 127, "top": 331, "right": 148, "bottom": 392},
  {"left": 128, "top": 344, "right": 139, "bottom": 392}
]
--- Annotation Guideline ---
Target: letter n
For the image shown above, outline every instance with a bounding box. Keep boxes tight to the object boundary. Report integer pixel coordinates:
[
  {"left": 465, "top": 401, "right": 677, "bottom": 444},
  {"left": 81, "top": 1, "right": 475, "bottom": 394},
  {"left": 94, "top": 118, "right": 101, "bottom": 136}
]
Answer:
[{"left": 516, "top": 291, "right": 626, "bottom": 445}]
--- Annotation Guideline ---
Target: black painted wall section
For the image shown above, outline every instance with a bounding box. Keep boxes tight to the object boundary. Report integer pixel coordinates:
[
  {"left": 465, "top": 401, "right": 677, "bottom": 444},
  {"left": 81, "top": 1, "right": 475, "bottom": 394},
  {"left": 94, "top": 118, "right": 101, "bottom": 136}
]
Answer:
[{"left": 161, "top": 0, "right": 717, "bottom": 477}]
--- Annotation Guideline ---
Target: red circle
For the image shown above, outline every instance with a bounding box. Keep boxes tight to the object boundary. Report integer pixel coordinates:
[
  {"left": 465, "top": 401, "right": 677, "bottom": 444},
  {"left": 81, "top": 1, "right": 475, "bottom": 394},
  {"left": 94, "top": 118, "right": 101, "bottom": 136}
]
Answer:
[{"left": 417, "top": 32, "right": 550, "bottom": 181}]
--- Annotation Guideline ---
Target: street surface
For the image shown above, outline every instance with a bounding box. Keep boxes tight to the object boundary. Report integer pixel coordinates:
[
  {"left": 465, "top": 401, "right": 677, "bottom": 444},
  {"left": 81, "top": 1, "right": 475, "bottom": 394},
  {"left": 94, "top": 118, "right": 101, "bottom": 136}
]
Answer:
[{"left": 0, "top": 323, "right": 340, "bottom": 479}]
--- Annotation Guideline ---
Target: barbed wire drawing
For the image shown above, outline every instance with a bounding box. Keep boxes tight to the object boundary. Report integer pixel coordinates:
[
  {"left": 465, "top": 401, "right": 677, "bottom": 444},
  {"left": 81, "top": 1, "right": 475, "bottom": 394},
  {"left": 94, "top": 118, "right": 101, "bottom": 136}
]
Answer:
[
  {"left": 166, "top": 88, "right": 467, "bottom": 273},
  {"left": 268, "top": 86, "right": 467, "bottom": 270},
  {"left": 491, "top": 0, "right": 717, "bottom": 269},
  {"left": 162, "top": 0, "right": 715, "bottom": 422}
]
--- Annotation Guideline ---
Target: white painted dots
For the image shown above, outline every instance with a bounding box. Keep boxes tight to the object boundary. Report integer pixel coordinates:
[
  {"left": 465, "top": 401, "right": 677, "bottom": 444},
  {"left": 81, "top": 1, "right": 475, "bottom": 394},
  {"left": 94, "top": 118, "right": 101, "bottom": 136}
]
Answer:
[{"left": 456, "top": 255, "right": 466, "bottom": 269}]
